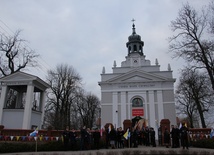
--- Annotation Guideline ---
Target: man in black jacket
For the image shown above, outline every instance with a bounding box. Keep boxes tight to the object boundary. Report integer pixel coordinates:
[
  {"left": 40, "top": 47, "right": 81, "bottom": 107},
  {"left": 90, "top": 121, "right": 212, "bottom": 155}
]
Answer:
[
  {"left": 70, "top": 128, "right": 77, "bottom": 150},
  {"left": 180, "top": 123, "right": 189, "bottom": 149},
  {"left": 150, "top": 127, "right": 156, "bottom": 147},
  {"left": 93, "top": 128, "right": 101, "bottom": 149},
  {"left": 62, "top": 126, "right": 70, "bottom": 151}
]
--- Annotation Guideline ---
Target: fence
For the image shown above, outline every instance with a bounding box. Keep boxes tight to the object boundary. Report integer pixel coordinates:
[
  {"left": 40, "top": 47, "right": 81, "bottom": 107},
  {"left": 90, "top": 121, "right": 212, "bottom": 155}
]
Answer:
[
  {"left": 0, "top": 126, "right": 105, "bottom": 142},
  {"left": 0, "top": 126, "right": 213, "bottom": 142}
]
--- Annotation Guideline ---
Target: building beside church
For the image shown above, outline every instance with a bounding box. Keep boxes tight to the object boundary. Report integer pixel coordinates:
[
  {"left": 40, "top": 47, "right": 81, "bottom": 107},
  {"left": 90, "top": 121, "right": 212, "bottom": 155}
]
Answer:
[
  {"left": 0, "top": 71, "right": 49, "bottom": 129},
  {"left": 98, "top": 23, "right": 176, "bottom": 133}
]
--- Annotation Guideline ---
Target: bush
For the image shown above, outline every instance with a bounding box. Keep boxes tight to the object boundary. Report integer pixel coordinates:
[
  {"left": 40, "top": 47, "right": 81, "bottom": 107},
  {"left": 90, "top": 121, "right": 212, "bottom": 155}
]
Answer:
[
  {"left": 191, "top": 139, "right": 214, "bottom": 149},
  {"left": 0, "top": 138, "right": 106, "bottom": 153},
  {"left": 0, "top": 142, "right": 35, "bottom": 153},
  {"left": 0, "top": 141, "right": 65, "bottom": 153}
]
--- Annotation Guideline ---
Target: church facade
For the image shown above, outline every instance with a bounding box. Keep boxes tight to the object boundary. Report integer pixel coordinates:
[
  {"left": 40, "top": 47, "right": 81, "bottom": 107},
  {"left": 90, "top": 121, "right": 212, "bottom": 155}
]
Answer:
[{"left": 98, "top": 23, "right": 176, "bottom": 132}]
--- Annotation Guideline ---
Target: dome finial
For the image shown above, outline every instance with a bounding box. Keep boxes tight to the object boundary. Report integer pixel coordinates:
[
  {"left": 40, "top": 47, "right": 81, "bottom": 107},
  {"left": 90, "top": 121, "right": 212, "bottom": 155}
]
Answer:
[{"left": 131, "top": 18, "right": 136, "bottom": 34}]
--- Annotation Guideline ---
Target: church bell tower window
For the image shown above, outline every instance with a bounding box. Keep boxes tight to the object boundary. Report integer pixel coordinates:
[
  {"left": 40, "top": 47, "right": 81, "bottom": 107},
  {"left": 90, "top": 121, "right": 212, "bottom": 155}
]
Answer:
[{"left": 134, "top": 45, "right": 137, "bottom": 52}]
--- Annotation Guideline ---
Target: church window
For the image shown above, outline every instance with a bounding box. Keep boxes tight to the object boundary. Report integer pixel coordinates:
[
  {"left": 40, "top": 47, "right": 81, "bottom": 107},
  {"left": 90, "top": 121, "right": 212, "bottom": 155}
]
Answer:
[
  {"left": 128, "top": 46, "right": 131, "bottom": 54},
  {"left": 132, "top": 98, "right": 143, "bottom": 107},
  {"left": 139, "top": 45, "right": 142, "bottom": 52},
  {"left": 134, "top": 45, "right": 137, "bottom": 52},
  {"left": 5, "top": 88, "right": 18, "bottom": 109}
]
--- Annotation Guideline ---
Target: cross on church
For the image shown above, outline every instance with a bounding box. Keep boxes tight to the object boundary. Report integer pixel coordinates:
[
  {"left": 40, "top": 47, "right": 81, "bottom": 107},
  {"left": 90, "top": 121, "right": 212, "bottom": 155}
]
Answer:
[{"left": 131, "top": 18, "right": 135, "bottom": 23}]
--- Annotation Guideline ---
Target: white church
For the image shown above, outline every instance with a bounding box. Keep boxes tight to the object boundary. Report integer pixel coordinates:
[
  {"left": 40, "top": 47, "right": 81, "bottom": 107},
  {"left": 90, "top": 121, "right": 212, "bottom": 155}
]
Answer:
[{"left": 98, "top": 23, "right": 176, "bottom": 132}]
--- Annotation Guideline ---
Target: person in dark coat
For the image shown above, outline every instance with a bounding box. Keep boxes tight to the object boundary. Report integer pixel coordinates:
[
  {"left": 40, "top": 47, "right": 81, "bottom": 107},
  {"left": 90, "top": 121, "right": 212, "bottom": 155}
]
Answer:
[
  {"left": 80, "top": 126, "right": 87, "bottom": 150},
  {"left": 171, "top": 125, "right": 180, "bottom": 148},
  {"left": 84, "top": 128, "right": 91, "bottom": 150},
  {"left": 105, "top": 126, "right": 110, "bottom": 149},
  {"left": 131, "top": 128, "right": 138, "bottom": 148},
  {"left": 70, "top": 128, "right": 77, "bottom": 150},
  {"left": 170, "top": 125, "right": 176, "bottom": 148},
  {"left": 174, "top": 125, "right": 180, "bottom": 148},
  {"left": 180, "top": 123, "right": 189, "bottom": 149},
  {"left": 93, "top": 128, "right": 101, "bottom": 150},
  {"left": 145, "top": 126, "right": 150, "bottom": 146},
  {"left": 150, "top": 127, "right": 156, "bottom": 147},
  {"left": 109, "top": 125, "right": 117, "bottom": 149},
  {"left": 164, "top": 127, "right": 170, "bottom": 148},
  {"left": 62, "top": 126, "right": 70, "bottom": 151},
  {"left": 117, "top": 127, "right": 124, "bottom": 148}
]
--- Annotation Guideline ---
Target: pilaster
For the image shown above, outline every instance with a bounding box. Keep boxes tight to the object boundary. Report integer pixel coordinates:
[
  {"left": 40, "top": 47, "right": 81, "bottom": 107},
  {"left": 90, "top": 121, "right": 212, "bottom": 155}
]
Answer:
[
  {"left": 157, "top": 90, "right": 164, "bottom": 120},
  {"left": 149, "top": 91, "right": 155, "bottom": 128},
  {"left": 0, "top": 85, "right": 8, "bottom": 124},
  {"left": 112, "top": 92, "right": 118, "bottom": 128},
  {"left": 22, "top": 83, "right": 34, "bottom": 129},
  {"left": 40, "top": 91, "right": 46, "bottom": 129},
  {"left": 121, "top": 92, "right": 126, "bottom": 127}
]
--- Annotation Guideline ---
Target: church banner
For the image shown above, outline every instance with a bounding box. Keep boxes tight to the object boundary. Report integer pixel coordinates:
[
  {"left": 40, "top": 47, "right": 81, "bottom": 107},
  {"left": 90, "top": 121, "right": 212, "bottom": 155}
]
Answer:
[{"left": 132, "top": 108, "right": 144, "bottom": 116}]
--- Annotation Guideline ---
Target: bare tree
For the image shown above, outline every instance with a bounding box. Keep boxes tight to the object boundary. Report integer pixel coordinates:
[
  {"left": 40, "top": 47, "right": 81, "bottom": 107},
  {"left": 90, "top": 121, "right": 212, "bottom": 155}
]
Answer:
[
  {"left": 45, "top": 64, "right": 82, "bottom": 130},
  {"left": 74, "top": 92, "right": 100, "bottom": 129},
  {"left": 175, "top": 67, "right": 213, "bottom": 128},
  {"left": 0, "top": 30, "right": 39, "bottom": 77},
  {"left": 175, "top": 89, "right": 198, "bottom": 128},
  {"left": 169, "top": 2, "right": 214, "bottom": 91}
]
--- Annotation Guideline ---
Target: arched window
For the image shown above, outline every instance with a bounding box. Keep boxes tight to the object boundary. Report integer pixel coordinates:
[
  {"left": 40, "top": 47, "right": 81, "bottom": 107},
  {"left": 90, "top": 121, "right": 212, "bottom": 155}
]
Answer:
[
  {"left": 132, "top": 98, "right": 143, "bottom": 107},
  {"left": 134, "top": 45, "right": 137, "bottom": 52},
  {"left": 128, "top": 46, "right": 131, "bottom": 54},
  {"left": 139, "top": 45, "right": 142, "bottom": 53}
]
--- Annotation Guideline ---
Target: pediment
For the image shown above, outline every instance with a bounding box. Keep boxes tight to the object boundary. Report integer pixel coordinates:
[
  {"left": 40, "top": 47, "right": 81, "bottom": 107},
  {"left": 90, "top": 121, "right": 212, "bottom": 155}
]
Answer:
[
  {"left": 107, "top": 69, "right": 168, "bottom": 83},
  {"left": 122, "top": 75, "right": 152, "bottom": 82},
  {"left": 0, "top": 71, "right": 37, "bottom": 82},
  {"left": 0, "top": 71, "right": 50, "bottom": 89}
]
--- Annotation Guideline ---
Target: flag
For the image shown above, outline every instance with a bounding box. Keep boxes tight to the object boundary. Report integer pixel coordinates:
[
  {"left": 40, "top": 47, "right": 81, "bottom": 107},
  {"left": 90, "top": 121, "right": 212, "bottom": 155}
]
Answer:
[
  {"left": 30, "top": 127, "right": 38, "bottom": 137},
  {"left": 100, "top": 127, "right": 103, "bottom": 137},
  {"left": 137, "top": 119, "right": 144, "bottom": 130},
  {"left": 210, "top": 129, "right": 214, "bottom": 138},
  {"left": 179, "top": 123, "right": 182, "bottom": 129},
  {"left": 108, "top": 125, "right": 111, "bottom": 133},
  {"left": 123, "top": 128, "right": 129, "bottom": 140}
]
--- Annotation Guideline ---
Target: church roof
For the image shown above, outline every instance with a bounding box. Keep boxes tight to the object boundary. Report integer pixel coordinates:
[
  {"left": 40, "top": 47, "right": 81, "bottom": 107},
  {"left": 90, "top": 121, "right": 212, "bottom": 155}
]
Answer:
[
  {"left": 0, "top": 71, "right": 50, "bottom": 91},
  {"left": 128, "top": 23, "right": 142, "bottom": 42},
  {"left": 101, "top": 68, "right": 175, "bottom": 84}
]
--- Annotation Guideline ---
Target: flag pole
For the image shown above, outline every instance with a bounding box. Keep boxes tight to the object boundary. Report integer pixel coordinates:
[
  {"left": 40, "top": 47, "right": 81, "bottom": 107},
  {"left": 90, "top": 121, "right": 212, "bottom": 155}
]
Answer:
[{"left": 35, "top": 136, "right": 37, "bottom": 152}]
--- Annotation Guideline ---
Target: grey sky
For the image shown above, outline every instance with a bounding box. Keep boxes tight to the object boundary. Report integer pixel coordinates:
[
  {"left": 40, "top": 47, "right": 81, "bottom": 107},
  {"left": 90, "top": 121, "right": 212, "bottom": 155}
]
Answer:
[{"left": 0, "top": 0, "right": 210, "bottom": 98}]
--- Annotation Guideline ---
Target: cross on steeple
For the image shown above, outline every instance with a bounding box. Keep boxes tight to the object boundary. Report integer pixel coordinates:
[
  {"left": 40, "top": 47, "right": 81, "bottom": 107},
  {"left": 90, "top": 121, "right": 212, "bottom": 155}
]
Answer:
[{"left": 131, "top": 18, "right": 135, "bottom": 24}]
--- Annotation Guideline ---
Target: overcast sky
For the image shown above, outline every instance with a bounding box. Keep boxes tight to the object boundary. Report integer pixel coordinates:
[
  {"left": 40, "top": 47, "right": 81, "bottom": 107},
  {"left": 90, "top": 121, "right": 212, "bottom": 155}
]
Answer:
[{"left": 0, "top": 0, "right": 211, "bottom": 98}]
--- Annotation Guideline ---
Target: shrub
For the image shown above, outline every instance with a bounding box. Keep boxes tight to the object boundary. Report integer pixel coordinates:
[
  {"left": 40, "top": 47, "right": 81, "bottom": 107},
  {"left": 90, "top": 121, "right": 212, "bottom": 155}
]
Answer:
[{"left": 191, "top": 139, "right": 214, "bottom": 149}]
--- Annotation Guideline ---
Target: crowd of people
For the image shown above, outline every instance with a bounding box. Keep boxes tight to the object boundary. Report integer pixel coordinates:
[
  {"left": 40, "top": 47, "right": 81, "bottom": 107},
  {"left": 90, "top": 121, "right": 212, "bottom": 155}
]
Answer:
[
  {"left": 62, "top": 124, "right": 158, "bottom": 151},
  {"left": 62, "top": 122, "right": 209, "bottom": 151},
  {"left": 105, "top": 124, "right": 157, "bottom": 149},
  {"left": 62, "top": 125, "right": 101, "bottom": 151},
  {"left": 163, "top": 123, "right": 189, "bottom": 149}
]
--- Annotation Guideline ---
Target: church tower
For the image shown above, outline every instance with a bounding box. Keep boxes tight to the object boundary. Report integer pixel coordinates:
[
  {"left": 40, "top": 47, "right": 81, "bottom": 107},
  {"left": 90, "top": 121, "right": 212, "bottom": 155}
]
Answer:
[{"left": 98, "top": 22, "right": 176, "bottom": 137}]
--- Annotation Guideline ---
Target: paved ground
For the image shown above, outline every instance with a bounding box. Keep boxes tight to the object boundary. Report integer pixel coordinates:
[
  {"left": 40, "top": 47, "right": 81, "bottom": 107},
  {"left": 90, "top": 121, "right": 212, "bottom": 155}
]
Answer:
[{"left": 3, "top": 145, "right": 214, "bottom": 155}]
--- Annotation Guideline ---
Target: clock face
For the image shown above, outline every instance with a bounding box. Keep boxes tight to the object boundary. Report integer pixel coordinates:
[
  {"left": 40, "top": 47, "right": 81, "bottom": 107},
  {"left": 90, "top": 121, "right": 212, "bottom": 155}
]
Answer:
[{"left": 134, "top": 59, "right": 138, "bottom": 63}]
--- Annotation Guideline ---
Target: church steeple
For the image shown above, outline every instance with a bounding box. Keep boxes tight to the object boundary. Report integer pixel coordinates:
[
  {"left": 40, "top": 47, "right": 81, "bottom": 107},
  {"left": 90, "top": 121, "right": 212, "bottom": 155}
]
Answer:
[{"left": 126, "top": 20, "right": 144, "bottom": 56}]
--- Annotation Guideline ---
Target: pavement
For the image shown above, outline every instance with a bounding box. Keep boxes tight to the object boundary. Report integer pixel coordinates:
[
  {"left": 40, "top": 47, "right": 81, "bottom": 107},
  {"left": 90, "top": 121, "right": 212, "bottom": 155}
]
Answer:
[{"left": 3, "top": 145, "right": 214, "bottom": 155}]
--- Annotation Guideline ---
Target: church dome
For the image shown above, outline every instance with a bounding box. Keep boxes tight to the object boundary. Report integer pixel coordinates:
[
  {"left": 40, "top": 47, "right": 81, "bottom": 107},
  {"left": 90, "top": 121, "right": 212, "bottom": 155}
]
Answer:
[
  {"left": 126, "top": 22, "right": 144, "bottom": 55},
  {"left": 128, "top": 24, "right": 141, "bottom": 42}
]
